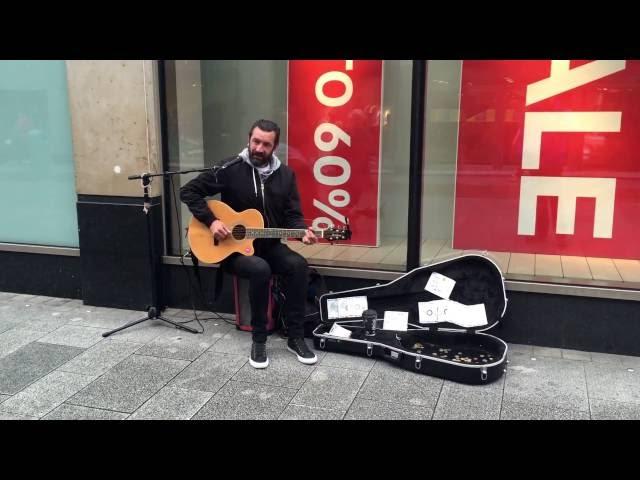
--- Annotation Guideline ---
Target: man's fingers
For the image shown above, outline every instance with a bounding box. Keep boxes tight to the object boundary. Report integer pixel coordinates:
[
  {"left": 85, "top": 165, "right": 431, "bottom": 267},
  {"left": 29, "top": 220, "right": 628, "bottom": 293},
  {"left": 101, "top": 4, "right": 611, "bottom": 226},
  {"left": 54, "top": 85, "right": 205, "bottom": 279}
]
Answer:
[{"left": 214, "top": 228, "right": 229, "bottom": 241}]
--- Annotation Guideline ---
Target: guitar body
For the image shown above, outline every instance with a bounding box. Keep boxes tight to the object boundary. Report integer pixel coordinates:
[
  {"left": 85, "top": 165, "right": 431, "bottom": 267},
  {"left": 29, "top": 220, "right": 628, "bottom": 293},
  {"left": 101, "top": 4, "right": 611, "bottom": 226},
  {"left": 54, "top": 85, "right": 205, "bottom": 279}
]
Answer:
[{"left": 187, "top": 200, "right": 263, "bottom": 264}]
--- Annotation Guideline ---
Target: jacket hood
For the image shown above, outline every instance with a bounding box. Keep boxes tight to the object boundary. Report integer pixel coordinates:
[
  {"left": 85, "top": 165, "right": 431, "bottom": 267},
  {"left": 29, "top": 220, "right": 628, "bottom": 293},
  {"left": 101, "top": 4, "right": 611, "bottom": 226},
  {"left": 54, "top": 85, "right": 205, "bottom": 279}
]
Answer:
[{"left": 239, "top": 147, "right": 282, "bottom": 173}]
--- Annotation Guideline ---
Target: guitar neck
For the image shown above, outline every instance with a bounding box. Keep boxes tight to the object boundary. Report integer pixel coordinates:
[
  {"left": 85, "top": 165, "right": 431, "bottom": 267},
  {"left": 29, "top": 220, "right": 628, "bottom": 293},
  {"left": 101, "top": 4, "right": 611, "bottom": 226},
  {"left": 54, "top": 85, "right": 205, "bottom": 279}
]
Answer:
[{"left": 246, "top": 228, "right": 321, "bottom": 239}]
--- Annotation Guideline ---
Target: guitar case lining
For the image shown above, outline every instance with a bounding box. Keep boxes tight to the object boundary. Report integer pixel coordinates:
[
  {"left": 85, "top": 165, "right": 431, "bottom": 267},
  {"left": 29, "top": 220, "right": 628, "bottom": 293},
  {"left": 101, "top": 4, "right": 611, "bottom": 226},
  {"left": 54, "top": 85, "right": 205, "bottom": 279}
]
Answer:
[{"left": 313, "top": 253, "right": 508, "bottom": 384}]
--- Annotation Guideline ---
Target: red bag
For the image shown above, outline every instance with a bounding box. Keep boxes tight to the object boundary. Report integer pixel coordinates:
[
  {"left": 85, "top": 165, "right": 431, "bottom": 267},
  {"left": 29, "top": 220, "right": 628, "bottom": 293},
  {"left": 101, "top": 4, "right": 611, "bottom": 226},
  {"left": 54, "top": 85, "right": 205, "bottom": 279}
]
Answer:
[{"left": 233, "top": 275, "right": 277, "bottom": 333}]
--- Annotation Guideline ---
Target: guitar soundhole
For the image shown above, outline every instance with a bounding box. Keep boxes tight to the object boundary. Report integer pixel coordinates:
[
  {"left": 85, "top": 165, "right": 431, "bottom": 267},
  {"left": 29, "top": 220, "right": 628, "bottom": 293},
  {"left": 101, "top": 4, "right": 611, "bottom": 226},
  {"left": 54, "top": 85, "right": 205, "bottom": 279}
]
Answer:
[{"left": 232, "top": 225, "right": 246, "bottom": 240}]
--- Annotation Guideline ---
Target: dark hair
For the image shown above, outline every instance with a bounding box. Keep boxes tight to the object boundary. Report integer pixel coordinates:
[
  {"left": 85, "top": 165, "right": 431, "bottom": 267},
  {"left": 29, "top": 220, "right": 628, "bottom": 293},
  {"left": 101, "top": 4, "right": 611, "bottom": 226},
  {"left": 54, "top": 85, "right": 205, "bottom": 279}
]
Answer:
[{"left": 249, "top": 119, "right": 280, "bottom": 147}]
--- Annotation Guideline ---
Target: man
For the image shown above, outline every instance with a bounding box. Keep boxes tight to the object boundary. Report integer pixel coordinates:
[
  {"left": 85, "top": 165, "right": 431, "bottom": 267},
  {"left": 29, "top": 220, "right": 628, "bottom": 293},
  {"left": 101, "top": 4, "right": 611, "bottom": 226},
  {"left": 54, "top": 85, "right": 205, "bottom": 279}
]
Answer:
[{"left": 180, "top": 119, "right": 318, "bottom": 369}]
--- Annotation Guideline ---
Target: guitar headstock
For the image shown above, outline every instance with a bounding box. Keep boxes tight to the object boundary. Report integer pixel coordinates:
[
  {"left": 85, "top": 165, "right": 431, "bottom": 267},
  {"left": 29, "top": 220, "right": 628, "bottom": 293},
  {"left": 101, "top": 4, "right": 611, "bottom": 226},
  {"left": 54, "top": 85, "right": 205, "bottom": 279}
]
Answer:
[{"left": 323, "top": 220, "right": 352, "bottom": 242}]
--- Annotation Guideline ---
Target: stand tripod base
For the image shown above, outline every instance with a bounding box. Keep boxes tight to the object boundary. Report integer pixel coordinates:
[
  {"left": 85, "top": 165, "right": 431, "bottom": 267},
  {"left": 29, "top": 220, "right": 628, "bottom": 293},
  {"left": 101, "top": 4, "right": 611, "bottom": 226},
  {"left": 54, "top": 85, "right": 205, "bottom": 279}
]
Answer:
[{"left": 102, "top": 307, "right": 199, "bottom": 337}]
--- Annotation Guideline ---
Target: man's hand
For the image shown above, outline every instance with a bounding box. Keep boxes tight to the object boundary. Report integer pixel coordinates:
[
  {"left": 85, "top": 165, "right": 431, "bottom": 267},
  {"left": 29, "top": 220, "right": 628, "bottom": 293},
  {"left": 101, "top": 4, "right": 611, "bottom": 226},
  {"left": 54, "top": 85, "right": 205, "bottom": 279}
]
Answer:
[
  {"left": 302, "top": 227, "right": 318, "bottom": 245},
  {"left": 210, "top": 219, "right": 232, "bottom": 241}
]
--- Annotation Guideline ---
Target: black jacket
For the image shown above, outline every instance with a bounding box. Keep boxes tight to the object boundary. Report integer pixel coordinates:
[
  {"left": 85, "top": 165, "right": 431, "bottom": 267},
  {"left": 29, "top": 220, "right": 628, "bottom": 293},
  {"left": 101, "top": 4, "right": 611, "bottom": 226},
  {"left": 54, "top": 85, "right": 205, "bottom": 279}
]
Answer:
[{"left": 180, "top": 156, "right": 308, "bottom": 249}]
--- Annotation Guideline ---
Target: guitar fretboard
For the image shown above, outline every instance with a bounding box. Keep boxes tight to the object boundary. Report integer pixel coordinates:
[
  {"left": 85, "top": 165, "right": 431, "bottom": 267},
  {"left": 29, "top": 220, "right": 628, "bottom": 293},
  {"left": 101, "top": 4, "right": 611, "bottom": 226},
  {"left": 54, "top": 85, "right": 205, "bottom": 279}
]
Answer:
[{"left": 245, "top": 228, "right": 321, "bottom": 239}]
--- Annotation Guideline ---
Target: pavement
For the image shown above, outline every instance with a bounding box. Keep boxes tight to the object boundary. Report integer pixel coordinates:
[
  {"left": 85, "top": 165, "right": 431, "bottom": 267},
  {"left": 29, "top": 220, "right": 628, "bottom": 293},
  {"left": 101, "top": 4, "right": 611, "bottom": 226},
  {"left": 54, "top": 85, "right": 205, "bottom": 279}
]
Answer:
[{"left": 1, "top": 290, "right": 640, "bottom": 420}]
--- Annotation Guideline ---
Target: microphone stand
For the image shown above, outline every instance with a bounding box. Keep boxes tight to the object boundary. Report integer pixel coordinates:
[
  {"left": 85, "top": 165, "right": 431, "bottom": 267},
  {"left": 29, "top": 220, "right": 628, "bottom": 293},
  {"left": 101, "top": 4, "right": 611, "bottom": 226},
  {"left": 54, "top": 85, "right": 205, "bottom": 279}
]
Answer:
[{"left": 102, "top": 166, "right": 219, "bottom": 338}]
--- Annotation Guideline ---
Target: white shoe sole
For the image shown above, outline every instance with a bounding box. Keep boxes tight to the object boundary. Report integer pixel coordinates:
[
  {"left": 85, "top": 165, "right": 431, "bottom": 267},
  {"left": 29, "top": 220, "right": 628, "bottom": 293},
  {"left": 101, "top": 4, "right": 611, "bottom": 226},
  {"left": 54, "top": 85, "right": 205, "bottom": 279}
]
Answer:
[
  {"left": 249, "top": 357, "right": 269, "bottom": 369},
  {"left": 287, "top": 346, "right": 317, "bottom": 365}
]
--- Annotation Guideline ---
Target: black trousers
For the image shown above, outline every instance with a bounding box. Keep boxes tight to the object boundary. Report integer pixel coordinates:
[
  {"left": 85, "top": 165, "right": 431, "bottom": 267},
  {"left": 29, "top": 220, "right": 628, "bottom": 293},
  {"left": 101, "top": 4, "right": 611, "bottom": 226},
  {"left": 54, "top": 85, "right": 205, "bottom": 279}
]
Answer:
[{"left": 222, "top": 242, "right": 308, "bottom": 342}]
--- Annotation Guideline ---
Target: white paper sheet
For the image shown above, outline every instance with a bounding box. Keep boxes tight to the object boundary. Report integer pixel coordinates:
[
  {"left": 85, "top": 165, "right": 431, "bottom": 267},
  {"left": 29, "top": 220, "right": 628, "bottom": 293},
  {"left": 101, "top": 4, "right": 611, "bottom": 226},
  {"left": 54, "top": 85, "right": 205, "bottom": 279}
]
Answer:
[
  {"left": 382, "top": 311, "right": 409, "bottom": 331},
  {"left": 418, "top": 300, "right": 488, "bottom": 328},
  {"left": 328, "top": 323, "right": 352, "bottom": 338},
  {"left": 418, "top": 299, "right": 449, "bottom": 324},
  {"left": 328, "top": 296, "right": 368, "bottom": 319},
  {"left": 424, "top": 272, "right": 456, "bottom": 299}
]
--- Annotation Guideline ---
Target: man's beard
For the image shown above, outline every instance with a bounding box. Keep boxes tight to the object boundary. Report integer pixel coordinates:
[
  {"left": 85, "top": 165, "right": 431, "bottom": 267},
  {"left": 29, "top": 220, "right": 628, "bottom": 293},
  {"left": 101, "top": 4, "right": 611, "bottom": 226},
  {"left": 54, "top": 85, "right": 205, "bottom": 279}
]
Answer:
[{"left": 250, "top": 150, "right": 271, "bottom": 167}]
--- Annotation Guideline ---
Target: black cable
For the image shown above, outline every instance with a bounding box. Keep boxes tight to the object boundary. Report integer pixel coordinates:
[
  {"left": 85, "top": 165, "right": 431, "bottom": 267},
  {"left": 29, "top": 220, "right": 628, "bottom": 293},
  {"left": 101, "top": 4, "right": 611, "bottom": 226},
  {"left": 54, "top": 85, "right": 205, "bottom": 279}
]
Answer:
[
  {"left": 177, "top": 251, "right": 233, "bottom": 326},
  {"left": 168, "top": 174, "right": 228, "bottom": 331}
]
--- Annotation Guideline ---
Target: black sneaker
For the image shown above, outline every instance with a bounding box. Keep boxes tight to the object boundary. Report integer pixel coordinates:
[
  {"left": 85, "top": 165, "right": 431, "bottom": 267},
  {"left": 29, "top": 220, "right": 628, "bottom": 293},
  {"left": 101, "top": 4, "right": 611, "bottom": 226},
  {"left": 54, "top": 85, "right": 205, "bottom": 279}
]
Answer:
[
  {"left": 250, "top": 341, "right": 269, "bottom": 369},
  {"left": 287, "top": 337, "right": 317, "bottom": 365}
]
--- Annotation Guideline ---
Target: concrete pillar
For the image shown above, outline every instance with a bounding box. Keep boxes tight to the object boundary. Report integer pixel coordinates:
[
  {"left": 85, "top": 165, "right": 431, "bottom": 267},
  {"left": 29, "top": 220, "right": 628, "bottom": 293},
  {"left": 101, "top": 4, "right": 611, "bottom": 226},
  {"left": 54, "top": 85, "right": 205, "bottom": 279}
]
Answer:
[
  {"left": 66, "top": 60, "right": 165, "bottom": 310},
  {"left": 66, "top": 60, "right": 163, "bottom": 197}
]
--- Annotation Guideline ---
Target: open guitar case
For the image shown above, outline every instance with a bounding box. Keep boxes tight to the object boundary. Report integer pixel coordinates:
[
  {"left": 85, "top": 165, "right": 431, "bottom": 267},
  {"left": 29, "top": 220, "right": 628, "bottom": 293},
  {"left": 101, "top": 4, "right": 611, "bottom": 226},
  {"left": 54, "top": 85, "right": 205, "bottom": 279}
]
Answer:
[{"left": 312, "top": 253, "right": 509, "bottom": 384}]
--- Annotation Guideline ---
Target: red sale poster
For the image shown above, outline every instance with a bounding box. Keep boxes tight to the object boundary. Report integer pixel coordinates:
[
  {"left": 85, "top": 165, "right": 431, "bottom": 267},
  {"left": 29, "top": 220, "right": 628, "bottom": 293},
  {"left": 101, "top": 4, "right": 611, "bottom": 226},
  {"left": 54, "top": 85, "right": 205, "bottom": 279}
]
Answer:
[
  {"left": 288, "top": 60, "right": 383, "bottom": 246},
  {"left": 454, "top": 60, "right": 640, "bottom": 258}
]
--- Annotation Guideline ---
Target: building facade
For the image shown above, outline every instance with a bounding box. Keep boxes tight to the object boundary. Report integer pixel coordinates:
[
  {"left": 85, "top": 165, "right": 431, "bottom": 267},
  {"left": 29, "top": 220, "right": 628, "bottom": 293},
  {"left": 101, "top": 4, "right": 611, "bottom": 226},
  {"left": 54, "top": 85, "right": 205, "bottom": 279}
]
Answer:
[{"left": 1, "top": 60, "right": 639, "bottom": 354}]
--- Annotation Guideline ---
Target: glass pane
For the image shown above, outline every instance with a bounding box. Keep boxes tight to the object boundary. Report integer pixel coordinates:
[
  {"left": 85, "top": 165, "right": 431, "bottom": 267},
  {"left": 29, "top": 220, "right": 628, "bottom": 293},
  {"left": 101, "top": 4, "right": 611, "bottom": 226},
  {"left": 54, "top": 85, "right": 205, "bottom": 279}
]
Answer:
[
  {"left": 421, "top": 60, "right": 640, "bottom": 288},
  {"left": 421, "top": 61, "right": 461, "bottom": 265},
  {"left": 0, "top": 60, "right": 78, "bottom": 247},
  {"left": 166, "top": 60, "right": 412, "bottom": 271}
]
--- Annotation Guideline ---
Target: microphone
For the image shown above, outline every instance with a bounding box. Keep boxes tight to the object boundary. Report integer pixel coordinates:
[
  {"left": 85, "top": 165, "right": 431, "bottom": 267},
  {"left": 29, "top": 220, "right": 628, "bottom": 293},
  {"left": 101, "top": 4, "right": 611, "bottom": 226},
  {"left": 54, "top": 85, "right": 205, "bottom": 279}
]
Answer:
[
  {"left": 211, "top": 155, "right": 243, "bottom": 182},
  {"left": 212, "top": 155, "right": 243, "bottom": 171}
]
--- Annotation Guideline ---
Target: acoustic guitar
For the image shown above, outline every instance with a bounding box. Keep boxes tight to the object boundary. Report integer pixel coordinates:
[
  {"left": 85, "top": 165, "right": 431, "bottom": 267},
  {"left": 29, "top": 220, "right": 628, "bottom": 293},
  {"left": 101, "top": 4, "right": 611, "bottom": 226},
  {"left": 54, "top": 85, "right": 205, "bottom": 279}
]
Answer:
[{"left": 187, "top": 200, "right": 352, "bottom": 263}]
